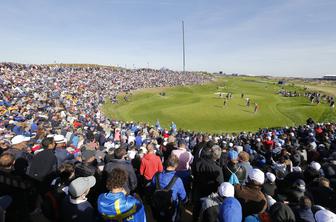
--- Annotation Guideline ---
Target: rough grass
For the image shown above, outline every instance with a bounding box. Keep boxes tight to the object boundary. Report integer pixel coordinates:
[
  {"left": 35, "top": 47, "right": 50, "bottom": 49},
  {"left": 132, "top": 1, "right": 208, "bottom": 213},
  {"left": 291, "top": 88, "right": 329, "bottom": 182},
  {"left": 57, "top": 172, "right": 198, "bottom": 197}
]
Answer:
[{"left": 102, "top": 76, "right": 336, "bottom": 133}]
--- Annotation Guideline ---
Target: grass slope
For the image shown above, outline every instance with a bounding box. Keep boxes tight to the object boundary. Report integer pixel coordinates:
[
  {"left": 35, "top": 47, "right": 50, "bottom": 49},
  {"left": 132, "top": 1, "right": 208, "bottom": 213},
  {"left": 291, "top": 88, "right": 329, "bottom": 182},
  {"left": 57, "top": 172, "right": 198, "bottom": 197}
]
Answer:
[{"left": 102, "top": 77, "right": 336, "bottom": 133}]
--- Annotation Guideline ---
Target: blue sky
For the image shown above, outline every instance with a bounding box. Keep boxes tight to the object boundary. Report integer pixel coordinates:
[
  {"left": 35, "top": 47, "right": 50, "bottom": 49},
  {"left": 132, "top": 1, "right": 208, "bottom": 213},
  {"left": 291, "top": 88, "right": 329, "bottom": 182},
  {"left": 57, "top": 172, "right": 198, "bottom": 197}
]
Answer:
[{"left": 0, "top": 0, "right": 336, "bottom": 77}]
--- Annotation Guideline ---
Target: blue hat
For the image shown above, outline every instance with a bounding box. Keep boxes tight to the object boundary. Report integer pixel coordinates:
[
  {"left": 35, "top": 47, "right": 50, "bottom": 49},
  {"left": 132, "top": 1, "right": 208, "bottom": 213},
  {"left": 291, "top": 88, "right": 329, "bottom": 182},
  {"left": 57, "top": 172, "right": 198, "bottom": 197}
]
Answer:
[
  {"left": 219, "top": 197, "right": 242, "bottom": 222},
  {"left": 228, "top": 150, "right": 238, "bottom": 160}
]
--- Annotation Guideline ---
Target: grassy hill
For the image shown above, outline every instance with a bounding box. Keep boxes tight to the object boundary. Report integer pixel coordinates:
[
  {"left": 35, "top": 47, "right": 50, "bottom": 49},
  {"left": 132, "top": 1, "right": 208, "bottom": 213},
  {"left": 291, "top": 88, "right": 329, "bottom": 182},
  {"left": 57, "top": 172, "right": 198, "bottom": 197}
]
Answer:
[{"left": 102, "top": 76, "right": 336, "bottom": 133}]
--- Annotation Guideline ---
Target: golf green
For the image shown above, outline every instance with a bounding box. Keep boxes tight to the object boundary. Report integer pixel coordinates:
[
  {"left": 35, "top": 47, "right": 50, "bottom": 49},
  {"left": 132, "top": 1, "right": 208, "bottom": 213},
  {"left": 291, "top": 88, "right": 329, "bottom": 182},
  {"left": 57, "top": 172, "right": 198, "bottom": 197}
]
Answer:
[{"left": 102, "top": 77, "right": 336, "bottom": 133}]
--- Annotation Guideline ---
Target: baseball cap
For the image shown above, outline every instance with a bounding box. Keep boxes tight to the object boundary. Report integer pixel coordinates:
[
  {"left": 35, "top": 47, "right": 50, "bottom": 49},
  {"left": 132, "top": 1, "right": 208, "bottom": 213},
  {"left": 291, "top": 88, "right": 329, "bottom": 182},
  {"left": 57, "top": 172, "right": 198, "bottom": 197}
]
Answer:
[
  {"left": 310, "top": 161, "right": 321, "bottom": 171},
  {"left": 315, "top": 210, "right": 336, "bottom": 222},
  {"left": 218, "top": 182, "right": 234, "bottom": 197},
  {"left": 265, "top": 172, "right": 276, "bottom": 183},
  {"left": 228, "top": 150, "right": 238, "bottom": 160},
  {"left": 248, "top": 168, "right": 265, "bottom": 184},
  {"left": 11, "top": 135, "right": 30, "bottom": 145},
  {"left": 68, "top": 176, "right": 96, "bottom": 198},
  {"left": 54, "top": 135, "right": 67, "bottom": 144},
  {"left": 293, "top": 179, "right": 306, "bottom": 192}
]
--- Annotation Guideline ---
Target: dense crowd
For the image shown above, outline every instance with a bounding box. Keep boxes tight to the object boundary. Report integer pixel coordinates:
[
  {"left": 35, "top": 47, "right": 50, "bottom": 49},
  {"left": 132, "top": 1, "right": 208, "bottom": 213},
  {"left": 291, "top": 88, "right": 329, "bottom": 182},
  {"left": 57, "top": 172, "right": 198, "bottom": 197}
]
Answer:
[{"left": 1, "top": 63, "right": 336, "bottom": 222}]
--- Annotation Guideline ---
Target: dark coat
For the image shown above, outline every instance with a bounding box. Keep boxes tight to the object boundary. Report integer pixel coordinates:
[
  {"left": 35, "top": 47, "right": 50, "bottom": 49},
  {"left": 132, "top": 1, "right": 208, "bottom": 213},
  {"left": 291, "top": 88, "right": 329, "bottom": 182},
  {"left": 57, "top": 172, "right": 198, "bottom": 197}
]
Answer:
[
  {"left": 292, "top": 207, "right": 315, "bottom": 222},
  {"left": 270, "top": 202, "right": 296, "bottom": 222},
  {"left": 104, "top": 159, "right": 138, "bottom": 193},
  {"left": 27, "top": 149, "right": 57, "bottom": 182},
  {"left": 262, "top": 182, "right": 277, "bottom": 197},
  {"left": 234, "top": 183, "right": 267, "bottom": 218},
  {"left": 193, "top": 158, "right": 224, "bottom": 199},
  {"left": 200, "top": 193, "right": 224, "bottom": 222},
  {"left": 309, "top": 186, "right": 336, "bottom": 212}
]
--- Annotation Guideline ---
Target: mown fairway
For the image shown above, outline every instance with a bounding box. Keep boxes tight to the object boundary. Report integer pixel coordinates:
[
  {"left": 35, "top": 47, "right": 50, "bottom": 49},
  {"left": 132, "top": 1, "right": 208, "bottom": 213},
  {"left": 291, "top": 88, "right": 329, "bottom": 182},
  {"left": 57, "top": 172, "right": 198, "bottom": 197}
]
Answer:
[{"left": 102, "top": 77, "right": 336, "bottom": 133}]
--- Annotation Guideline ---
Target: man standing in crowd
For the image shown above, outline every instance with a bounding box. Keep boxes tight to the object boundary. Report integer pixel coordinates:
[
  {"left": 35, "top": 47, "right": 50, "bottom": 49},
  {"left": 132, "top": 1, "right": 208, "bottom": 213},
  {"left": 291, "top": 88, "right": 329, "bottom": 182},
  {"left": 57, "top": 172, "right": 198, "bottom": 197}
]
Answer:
[
  {"left": 151, "top": 154, "right": 187, "bottom": 222},
  {"left": 104, "top": 147, "right": 137, "bottom": 194},
  {"left": 234, "top": 168, "right": 267, "bottom": 218},
  {"left": 54, "top": 135, "right": 69, "bottom": 166},
  {"left": 140, "top": 143, "right": 163, "bottom": 183},
  {"left": 223, "top": 150, "right": 246, "bottom": 184},
  {"left": 61, "top": 176, "right": 96, "bottom": 222},
  {"left": 172, "top": 140, "right": 193, "bottom": 191},
  {"left": 97, "top": 168, "right": 146, "bottom": 221},
  {"left": 193, "top": 145, "right": 224, "bottom": 221},
  {"left": 199, "top": 182, "right": 235, "bottom": 222},
  {"left": 27, "top": 137, "right": 57, "bottom": 192}
]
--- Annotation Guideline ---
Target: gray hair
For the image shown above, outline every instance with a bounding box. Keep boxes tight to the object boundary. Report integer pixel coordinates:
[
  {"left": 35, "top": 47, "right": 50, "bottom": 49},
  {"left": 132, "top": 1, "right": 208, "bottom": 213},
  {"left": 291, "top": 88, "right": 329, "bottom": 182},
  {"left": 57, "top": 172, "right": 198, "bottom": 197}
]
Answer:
[{"left": 211, "top": 145, "right": 222, "bottom": 160}]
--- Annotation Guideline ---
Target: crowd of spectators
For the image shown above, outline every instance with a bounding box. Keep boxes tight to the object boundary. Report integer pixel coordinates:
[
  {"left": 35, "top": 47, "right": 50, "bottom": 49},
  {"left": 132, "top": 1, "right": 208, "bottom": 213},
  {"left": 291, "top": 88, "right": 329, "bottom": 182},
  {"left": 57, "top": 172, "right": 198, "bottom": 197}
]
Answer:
[{"left": 1, "top": 63, "right": 336, "bottom": 222}]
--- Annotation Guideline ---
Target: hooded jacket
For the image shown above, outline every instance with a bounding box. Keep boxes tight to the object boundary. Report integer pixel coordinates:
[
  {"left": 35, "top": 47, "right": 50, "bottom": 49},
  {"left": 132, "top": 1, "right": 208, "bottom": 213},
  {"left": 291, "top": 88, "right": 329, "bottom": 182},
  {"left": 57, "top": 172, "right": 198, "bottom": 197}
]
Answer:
[
  {"left": 219, "top": 197, "right": 242, "bottom": 222},
  {"left": 269, "top": 202, "right": 295, "bottom": 222},
  {"left": 234, "top": 183, "right": 267, "bottom": 218},
  {"left": 140, "top": 153, "right": 163, "bottom": 180},
  {"left": 104, "top": 159, "right": 138, "bottom": 193},
  {"left": 199, "top": 193, "right": 225, "bottom": 222},
  {"left": 97, "top": 192, "right": 146, "bottom": 222}
]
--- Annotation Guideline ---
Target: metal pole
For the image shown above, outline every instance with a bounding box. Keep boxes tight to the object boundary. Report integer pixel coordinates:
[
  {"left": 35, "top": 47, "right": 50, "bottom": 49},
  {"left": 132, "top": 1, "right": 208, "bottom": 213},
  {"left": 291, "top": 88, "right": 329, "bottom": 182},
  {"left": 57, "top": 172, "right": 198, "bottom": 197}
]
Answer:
[{"left": 182, "top": 21, "right": 186, "bottom": 74}]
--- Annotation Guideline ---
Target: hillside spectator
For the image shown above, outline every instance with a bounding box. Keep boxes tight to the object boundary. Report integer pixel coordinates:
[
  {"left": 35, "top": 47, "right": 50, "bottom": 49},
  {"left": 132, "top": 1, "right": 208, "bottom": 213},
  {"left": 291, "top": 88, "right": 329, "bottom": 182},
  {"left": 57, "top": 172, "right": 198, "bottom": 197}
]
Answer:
[
  {"left": 219, "top": 197, "right": 242, "bottom": 222},
  {"left": 199, "top": 182, "right": 235, "bottom": 222},
  {"left": 262, "top": 172, "right": 277, "bottom": 197},
  {"left": 223, "top": 150, "right": 246, "bottom": 184},
  {"left": 151, "top": 154, "right": 187, "bottom": 222},
  {"left": 269, "top": 202, "right": 296, "bottom": 222},
  {"left": 238, "top": 151, "right": 252, "bottom": 181},
  {"left": 172, "top": 140, "right": 193, "bottom": 191},
  {"left": 97, "top": 168, "right": 146, "bottom": 221},
  {"left": 104, "top": 147, "right": 137, "bottom": 193},
  {"left": 292, "top": 196, "right": 315, "bottom": 222},
  {"left": 309, "top": 177, "right": 336, "bottom": 211},
  {"left": 234, "top": 168, "right": 267, "bottom": 218},
  {"left": 140, "top": 143, "right": 163, "bottom": 183},
  {"left": 193, "top": 145, "right": 224, "bottom": 221},
  {"left": 60, "top": 176, "right": 96, "bottom": 222}
]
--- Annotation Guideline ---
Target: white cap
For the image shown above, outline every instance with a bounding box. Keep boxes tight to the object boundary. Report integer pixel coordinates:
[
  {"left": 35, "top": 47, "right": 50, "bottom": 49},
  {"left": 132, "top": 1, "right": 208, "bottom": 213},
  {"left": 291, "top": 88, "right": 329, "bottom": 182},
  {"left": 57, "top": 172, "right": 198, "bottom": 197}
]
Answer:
[
  {"left": 218, "top": 182, "right": 234, "bottom": 197},
  {"left": 54, "top": 135, "right": 67, "bottom": 144},
  {"left": 229, "top": 143, "right": 233, "bottom": 147},
  {"left": 266, "top": 172, "right": 276, "bottom": 183},
  {"left": 127, "top": 150, "right": 137, "bottom": 160},
  {"left": 310, "top": 161, "right": 321, "bottom": 171},
  {"left": 292, "top": 166, "right": 302, "bottom": 172},
  {"left": 266, "top": 195, "right": 277, "bottom": 208},
  {"left": 140, "top": 146, "right": 148, "bottom": 154},
  {"left": 256, "top": 138, "right": 261, "bottom": 142},
  {"left": 315, "top": 210, "right": 336, "bottom": 222},
  {"left": 248, "top": 168, "right": 265, "bottom": 184},
  {"left": 8, "top": 120, "right": 16, "bottom": 125},
  {"left": 11, "top": 135, "right": 30, "bottom": 145}
]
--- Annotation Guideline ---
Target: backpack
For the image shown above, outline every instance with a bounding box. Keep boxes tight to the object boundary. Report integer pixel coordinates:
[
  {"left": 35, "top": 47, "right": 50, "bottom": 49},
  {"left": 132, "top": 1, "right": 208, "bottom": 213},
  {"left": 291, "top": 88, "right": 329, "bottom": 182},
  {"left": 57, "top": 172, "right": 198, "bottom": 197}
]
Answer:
[
  {"left": 151, "top": 173, "right": 178, "bottom": 219},
  {"left": 226, "top": 166, "right": 240, "bottom": 185}
]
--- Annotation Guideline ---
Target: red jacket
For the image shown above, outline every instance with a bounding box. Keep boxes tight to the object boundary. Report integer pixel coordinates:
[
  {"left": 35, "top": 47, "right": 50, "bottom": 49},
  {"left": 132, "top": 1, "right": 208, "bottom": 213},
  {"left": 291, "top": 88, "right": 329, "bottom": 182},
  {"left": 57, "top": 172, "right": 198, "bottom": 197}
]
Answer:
[{"left": 140, "top": 153, "right": 163, "bottom": 180}]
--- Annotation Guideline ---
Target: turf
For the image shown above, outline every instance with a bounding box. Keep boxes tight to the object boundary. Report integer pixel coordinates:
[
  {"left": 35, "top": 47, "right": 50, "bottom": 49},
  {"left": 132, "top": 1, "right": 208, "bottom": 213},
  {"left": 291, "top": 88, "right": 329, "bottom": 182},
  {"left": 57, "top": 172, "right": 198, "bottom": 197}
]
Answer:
[{"left": 102, "top": 77, "right": 336, "bottom": 133}]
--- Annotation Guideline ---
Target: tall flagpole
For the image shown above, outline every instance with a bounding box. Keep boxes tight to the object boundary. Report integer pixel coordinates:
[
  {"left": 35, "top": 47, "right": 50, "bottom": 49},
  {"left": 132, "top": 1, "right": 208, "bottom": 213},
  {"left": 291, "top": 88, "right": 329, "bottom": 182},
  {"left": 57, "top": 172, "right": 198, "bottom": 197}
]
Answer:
[{"left": 182, "top": 21, "right": 186, "bottom": 74}]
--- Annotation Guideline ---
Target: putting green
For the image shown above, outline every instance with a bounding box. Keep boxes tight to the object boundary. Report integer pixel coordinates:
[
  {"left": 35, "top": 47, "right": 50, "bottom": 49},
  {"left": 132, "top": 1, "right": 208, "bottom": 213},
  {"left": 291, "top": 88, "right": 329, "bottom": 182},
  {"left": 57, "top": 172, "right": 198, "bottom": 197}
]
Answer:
[{"left": 102, "top": 77, "right": 336, "bottom": 133}]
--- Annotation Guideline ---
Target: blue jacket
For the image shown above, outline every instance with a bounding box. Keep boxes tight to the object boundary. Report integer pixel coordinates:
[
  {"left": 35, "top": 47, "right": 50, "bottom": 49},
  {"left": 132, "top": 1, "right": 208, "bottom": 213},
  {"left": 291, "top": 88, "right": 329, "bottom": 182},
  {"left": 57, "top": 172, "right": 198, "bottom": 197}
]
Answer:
[
  {"left": 219, "top": 197, "right": 242, "bottom": 222},
  {"left": 151, "top": 170, "right": 187, "bottom": 206},
  {"left": 135, "top": 136, "right": 142, "bottom": 148},
  {"left": 97, "top": 192, "right": 146, "bottom": 222}
]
